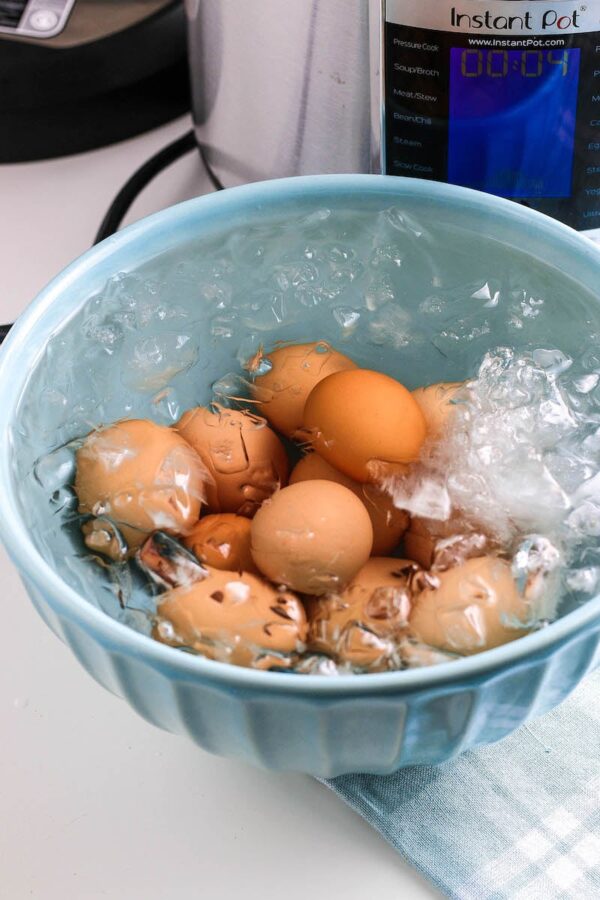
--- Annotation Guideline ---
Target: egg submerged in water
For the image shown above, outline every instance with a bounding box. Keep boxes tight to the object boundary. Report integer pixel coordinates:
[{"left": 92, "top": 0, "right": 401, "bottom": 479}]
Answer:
[
  {"left": 182, "top": 513, "right": 257, "bottom": 573},
  {"left": 75, "top": 419, "right": 207, "bottom": 559},
  {"left": 250, "top": 480, "right": 374, "bottom": 595},
  {"left": 154, "top": 567, "right": 308, "bottom": 669},
  {"left": 176, "top": 405, "right": 289, "bottom": 517},
  {"left": 252, "top": 340, "right": 357, "bottom": 438},
  {"left": 307, "top": 557, "right": 419, "bottom": 671},
  {"left": 409, "top": 556, "right": 535, "bottom": 654},
  {"left": 290, "top": 453, "right": 409, "bottom": 555},
  {"left": 412, "top": 381, "right": 464, "bottom": 442},
  {"left": 302, "top": 369, "right": 427, "bottom": 482}
]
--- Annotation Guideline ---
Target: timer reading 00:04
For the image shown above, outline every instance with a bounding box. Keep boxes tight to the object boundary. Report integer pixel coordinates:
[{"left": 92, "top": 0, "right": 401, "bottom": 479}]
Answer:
[{"left": 461, "top": 48, "right": 570, "bottom": 78}]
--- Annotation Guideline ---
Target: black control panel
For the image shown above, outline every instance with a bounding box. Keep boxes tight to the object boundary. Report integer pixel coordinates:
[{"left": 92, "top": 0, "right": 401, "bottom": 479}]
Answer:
[{"left": 384, "top": 20, "right": 600, "bottom": 230}]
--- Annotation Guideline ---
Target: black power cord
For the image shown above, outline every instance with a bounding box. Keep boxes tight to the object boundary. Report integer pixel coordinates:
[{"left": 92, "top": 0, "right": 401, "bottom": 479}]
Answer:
[
  {"left": 93, "top": 129, "right": 228, "bottom": 244},
  {"left": 1, "top": 130, "right": 225, "bottom": 342}
]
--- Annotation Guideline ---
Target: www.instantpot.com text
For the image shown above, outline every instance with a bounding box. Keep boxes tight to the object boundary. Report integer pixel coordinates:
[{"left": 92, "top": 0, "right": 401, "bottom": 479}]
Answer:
[{"left": 467, "top": 36, "right": 566, "bottom": 47}]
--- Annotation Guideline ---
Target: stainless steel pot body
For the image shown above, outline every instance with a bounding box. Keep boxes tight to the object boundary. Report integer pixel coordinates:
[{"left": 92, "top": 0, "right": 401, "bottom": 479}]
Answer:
[
  {"left": 186, "top": 0, "right": 381, "bottom": 186},
  {"left": 187, "top": 0, "right": 600, "bottom": 233}
]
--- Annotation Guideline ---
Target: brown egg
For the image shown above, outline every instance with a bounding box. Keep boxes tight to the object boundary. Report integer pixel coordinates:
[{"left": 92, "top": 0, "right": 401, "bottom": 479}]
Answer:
[
  {"left": 307, "top": 558, "right": 418, "bottom": 671},
  {"left": 182, "top": 514, "right": 257, "bottom": 573},
  {"left": 404, "top": 516, "right": 491, "bottom": 570},
  {"left": 250, "top": 480, "right": 373, "bottom": 595},
  {"left": 75, "top": 419, "right": 207, "bottom": 559},
  {"left": 404, "top": 516, "right": 459, "bottom": 569},
  {"left": 252, "top": 341, "right": 357, "bottom": 437},
  {"left": 303, "top": 369, "right": 427, "bottom": 482},
  {"left": 154, "top": 568, "right": 307, "bottom": 669},
  {"left": 409, "top": 556, "right": 533, "bottom": 654},
  {"left": 412, "top": 381, "right": 463, "bottom": 441},
  {"left": 403, "top": 516, "right": 437, "bottom": 569},
  {"left": 290, "top": 453, "right": 409, "bottom": 555},
  {"left": 176, "top": 405, "right": 289, "bottom": 517}
]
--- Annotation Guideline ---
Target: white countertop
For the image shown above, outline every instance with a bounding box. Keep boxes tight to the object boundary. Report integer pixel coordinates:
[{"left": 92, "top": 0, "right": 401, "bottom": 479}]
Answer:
[{"left": 0, "top": 117, "right": 439, "bottom": 900}]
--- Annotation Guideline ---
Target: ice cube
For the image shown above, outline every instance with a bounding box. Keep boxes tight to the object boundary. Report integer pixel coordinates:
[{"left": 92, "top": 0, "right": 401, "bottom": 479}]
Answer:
[
  {"left": 381, "top": 207, "right": 425, "bottom": 238},
  {"left": 326, "top": 248, "right": 364, "bottom": 286},
  {"left": 566, "top": 567, "right": 600, "bottom": 594},
  {"left": 210, "top": 314, "right": 236, "bottom": 339},
  {"left": 123, "top": 333, "right": 198, "bottom": 392},
  {"left": 370, "top": 244, "right": 403, "bottom": 268},
  {"left": 572, "top": 373, "right": 599, "bottom": 394},
  {"left": 332, "top": 306, "right": 360, "bottom": 335},
  {"left": 34, "top": 445, "right": 76, "bottom": 491},
  {"left": 367, "top": 303, "right": 413, "bottom": 348},
  {"left": 566, "top": 500, "right": 600, "bottom": 537},
  {"left": 199, "top": 280, "right": 233, "bottom": 309},
  {"left": 471, "top": 282, "right": 500, "bottom": 308},
  {"left": 383, "top": 470, "right": 451, "bottom": 521},
  {"left": 419, "top": 295, "right": 448, "bottom": 316},
  {"left": 532, "top": 348, "right": 572, "bottom": 377},
  {"left": 82, "top": 314, "right": 123, "bottom": 351},
  {"left": 241, "top": 292, "right": 298, "bottom": 331},
  {"left": 298, "top": 208, "right": 331, "bottom": 228},
  {"left": 511, "top": 534, "right": 562, "bottom": 615},
  {"left": 364, "top": 273, "right": 395, "bottom": 312}
]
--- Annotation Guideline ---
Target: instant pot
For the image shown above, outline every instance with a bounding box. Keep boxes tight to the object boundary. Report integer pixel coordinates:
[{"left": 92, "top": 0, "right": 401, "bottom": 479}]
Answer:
[
  {"left": 188, "top": 0, "right": 600, "bottom": 231},
  {"left": 0, "top": 0, "right": 189, "bottom": 161}
]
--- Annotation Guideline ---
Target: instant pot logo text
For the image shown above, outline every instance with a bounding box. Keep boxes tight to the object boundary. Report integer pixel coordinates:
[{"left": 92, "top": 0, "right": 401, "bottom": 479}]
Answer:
[{"left": 450, "top": 7, "right": 582, "bottom": 32}]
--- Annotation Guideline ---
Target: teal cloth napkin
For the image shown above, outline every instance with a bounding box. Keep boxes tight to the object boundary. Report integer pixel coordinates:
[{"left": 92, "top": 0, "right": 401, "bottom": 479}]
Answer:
[{"left": 324, "top": 669, "right": 600, "bottom": 899}]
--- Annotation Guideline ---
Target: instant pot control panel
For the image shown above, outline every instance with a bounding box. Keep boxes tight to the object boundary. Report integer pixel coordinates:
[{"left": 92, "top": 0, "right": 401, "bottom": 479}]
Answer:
[{"left": 382, "top": 0, "right": 600, "bottom": 229}]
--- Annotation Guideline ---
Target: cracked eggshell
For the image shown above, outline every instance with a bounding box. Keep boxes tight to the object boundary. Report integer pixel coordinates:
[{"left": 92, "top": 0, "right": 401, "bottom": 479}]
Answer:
[
  {"left": 75, "top": 419, "right": 207, "bottom": 558},
  {"left": 412, "top": 381, "right": 464, "bottom": 441},
  {"left": 154, "top": 567, "right": 307, "bottom": 669},
  {"left": 303, "top": 369, "right": 427, "bottom": 483},
  {"left": 409, "top": 556, "right": 532, "bottom": 654},
  {"left": 306, "top": 557, "right": 418, "bottom": 670},
  {"left": 250, "top": 480, "right": 373, "bottom": 595},
  {"left": 182, "top": 513, "right": 257, "bottom": 573},
  {"left": 252, "top": 341, "right": 357, "bottom": 438},
  {"left": 290, "top": 453, "right": 409, "bottom": 555},
  {"left": 176, "top": 405, "right": 289, "bottom": 517}
]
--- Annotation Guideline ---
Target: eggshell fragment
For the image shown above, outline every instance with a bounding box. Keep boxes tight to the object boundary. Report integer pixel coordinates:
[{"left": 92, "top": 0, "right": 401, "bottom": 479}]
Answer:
[
  {"left": 307, "top": 558, "right": 419, "bottom": 670},
  {"left": 182, "top": 514, "right": 257, "bottom": 573},
  {"left": 250, "top": 480, "right": 373, "bottom": 595},
  {"left": 75, "top": 419, "right": 206, "bottom": 558},
  {"left": 412, "top": 381, "right": 463, "bottom": 441},
  {"left": 303, "top": 369, "right": 427, "bottom": 482},
  {"left": 154, "top": 568, "right": 307, "bottom": 669},
  {"left": 290, "top": 453, "right": 409, "bottom": 555},
  {"left": 176, "top": 405, "right": 288, "bottom": 517},
  {"left": 252, "top": 341, "right": 357, "bottom": 437},
  {"left": 409, "top": 556, "right": 533, "bottom": 654}
]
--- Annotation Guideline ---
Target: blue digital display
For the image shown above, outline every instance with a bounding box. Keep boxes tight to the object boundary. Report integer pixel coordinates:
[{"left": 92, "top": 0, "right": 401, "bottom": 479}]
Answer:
[{"left": 447, "top": 48, "right": 580, "bottom": 198}]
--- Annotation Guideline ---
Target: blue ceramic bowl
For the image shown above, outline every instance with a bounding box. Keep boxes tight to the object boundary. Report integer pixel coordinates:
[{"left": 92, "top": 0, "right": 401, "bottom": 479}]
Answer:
[{"left": 2, "top": 176, "right": 600, "bottom": 777}]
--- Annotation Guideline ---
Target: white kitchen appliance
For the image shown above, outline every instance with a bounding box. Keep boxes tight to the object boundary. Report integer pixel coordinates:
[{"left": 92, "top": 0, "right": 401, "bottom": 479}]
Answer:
[{"left": 188, "top": 0, "right": 600, "bottom": 231}]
